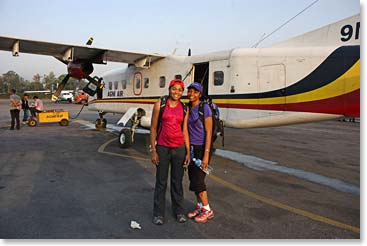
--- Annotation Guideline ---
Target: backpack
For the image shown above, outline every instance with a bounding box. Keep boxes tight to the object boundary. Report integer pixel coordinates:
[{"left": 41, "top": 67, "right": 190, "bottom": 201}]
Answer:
[
  {"left": 194, "top": 96, "right": 224, "bottom": 147},
  {"left": 157, "top": 95, "right": 187, "bottom": 139}
]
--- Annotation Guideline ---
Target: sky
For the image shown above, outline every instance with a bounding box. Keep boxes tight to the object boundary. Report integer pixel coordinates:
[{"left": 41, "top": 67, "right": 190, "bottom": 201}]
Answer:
[{"left": 0, "top": 0, "right": 361, "bottom": 80}]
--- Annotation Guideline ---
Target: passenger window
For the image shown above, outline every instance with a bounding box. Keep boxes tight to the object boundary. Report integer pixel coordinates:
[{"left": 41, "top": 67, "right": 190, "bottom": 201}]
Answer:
[
  {"left": 214, "top": 71, "right": 224, "bottom": 86},
  {"left": 144, "top": 78, "right": 150, "bottom": 88},
  {"left": 114, "top": 81, "right": 118, "bottom": 90},
  {"left": 135, "top": 77, "right": 141, "bottom": 89},
  {"left": 108, "top": 81, "right": 113, "bottom": 90},
  {"left": 159, "top": 76, "right": 166, "bottom": 88},
  {"left": 121, "top": 80, "right": 127, "bottom": 89}
]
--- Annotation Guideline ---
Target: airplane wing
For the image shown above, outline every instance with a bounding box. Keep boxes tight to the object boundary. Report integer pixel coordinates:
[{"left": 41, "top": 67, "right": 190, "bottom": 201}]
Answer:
[{"left": 0, "top": 36, "right": 165, "bottom": 66}]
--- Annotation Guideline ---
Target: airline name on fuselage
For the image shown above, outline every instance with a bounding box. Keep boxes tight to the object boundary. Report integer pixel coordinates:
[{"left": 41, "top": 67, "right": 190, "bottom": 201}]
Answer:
[{"left": 108, "top": 90, "right": 124, "bottom": 97}]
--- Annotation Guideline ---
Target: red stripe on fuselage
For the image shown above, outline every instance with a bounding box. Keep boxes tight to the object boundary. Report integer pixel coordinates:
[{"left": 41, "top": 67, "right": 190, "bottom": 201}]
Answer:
[{"left": 217, "top": 89, "right": 360, "bottom": 117}]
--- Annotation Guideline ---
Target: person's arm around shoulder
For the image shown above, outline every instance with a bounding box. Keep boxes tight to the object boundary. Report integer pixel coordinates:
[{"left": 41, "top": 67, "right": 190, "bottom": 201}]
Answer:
[
  {"left": 150, "top": 101, "right": 161, "bottom": 166},
  {"left": 183, "top": 107, "right": 190, "bottom": 168}
]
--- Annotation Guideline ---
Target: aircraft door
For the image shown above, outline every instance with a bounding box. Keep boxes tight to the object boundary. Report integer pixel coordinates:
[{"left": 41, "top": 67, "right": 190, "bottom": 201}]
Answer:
[
  {"left": 259, "top": 64, "right": 286, "bottom": 111},
  {"left": 208, "top": 60, "right": 230, "bottom": 96},
  {"left": 192, "top": 63, "right": 209, "bottom": 96},
  {"left": 208, "top": 60, "right": 230, "bottom": 122}
]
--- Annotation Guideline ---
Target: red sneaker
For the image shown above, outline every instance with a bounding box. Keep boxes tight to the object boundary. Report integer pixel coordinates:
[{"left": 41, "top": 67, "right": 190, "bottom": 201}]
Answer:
[
  {"left": 188, "top": 205, "right": 201, "bottom": 219},
  {"left": 194, "top": 208, "right": 214, "bottom": 223}
]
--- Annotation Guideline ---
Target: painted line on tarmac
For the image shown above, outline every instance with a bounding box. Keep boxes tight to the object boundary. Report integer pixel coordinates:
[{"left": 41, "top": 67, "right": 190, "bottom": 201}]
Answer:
[
  {"left": 208, "top": 173, "right": 360, "bottom": 234},
  {"left": 214, "top": 149, "right": 359, "bottom": 195},
  {"left": 97, "top": 137, "right": 150, "bottom": 161},
  {"left": 97, "top": 137, "right": 359, "bottom": 235},
  {"left": 76, "top": 118, "right": 359, "bottom": 196},
  {"left": 80, "top": 120, "right": 359, "bottom": 234}
]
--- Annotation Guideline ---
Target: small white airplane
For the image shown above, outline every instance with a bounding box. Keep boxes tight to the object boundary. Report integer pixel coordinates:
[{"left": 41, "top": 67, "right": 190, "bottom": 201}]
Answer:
[{"left": 0, "top": 14, "right": 360, "bottom": 148}]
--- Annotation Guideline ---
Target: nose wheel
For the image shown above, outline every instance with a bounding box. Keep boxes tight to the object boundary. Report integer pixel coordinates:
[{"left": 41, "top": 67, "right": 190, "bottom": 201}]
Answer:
[
  {"left": 118, "top": 112, "right": 140, "bottom": 148},
  {"left": 119, "top": 128, "right": 132, "bottom": 148},
  {"left": 95, "top": 112, "right": 107, "bottom": 129},
  {"left": 95, "top": 118, "right": 107, "bottom": 129}
]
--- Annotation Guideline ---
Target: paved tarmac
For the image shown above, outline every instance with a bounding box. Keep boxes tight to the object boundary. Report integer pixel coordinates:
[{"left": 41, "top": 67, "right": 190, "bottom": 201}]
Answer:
[{"left": 0, "top": 99, "right": 360, "bottom": 239}]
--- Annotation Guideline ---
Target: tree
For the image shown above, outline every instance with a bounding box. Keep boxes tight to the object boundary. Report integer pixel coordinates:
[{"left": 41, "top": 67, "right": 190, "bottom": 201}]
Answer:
[
  {"left": 0, "top": 71, "right": 25, "bottom": 93},
  {"left": 24, "top": 81, "right": 44, "bottom": 91},
  {"left": 32, "top": 74, "right": 41, "bottom": 83},
  {"left": 57, "top": 74, "right": 87, "bottom": 91},
  {"left": 42, "top": 72, "right": 57, "bottom": 91}
]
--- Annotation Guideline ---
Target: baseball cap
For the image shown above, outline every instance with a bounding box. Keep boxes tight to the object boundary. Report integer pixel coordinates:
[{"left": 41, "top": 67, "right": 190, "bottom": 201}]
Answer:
[
  {"left": 169, "top": 79, "right": 185, "bottom": 89},
  {"left": 187, "top": 82, "right": 203, "bottom": 94}
]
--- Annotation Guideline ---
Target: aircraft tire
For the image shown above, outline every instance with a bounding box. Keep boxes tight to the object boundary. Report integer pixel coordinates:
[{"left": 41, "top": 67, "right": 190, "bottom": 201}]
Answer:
[
  {"left": 59, "top": 119, "right": 69, "bottom": 126},
  {"left": 28, "top": 119, "right": 37, "bottom": 127},
  {"left": 102, "top": 118, "right": 107, "bottom": 128},
  {"left": 95, "top": 119, "right": 104, "bottom": 129},
  {"left": 119, "top": 128, "right": 132, "bottom": 148}
]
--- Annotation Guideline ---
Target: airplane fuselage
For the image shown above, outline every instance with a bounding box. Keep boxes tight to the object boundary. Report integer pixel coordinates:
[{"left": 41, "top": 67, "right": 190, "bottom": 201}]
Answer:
[{"left": 88, "top": 44, "right": 360, "bottom": 128}]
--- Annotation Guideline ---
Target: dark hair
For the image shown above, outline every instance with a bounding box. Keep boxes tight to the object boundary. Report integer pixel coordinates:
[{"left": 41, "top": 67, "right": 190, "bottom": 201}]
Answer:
[
  {"left": 23, "top": 93, "right": 29, "bottom": 96},
  {"left": 11, "top": 89, "right": 16, "bottom": 93},
  {"left": 33, "top": 96, "right": 38, "bottom": 99}
]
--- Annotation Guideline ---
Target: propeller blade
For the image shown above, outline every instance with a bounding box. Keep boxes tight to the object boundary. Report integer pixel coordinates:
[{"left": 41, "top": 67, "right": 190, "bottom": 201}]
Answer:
[{"left": 52, "top": 74, "right": 70, "bottom": 101}]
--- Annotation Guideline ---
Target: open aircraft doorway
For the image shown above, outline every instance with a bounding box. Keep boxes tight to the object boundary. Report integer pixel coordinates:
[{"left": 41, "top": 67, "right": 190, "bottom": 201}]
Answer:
[{"left": 193, "top": 62, "right": 209, "bottom": 96}]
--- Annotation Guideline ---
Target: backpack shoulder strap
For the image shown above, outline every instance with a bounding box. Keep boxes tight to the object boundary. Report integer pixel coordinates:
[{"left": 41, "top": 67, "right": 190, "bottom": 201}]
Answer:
[
  {"left": 158, "top": 95, "right": 168, "bottom": 120},
  {"left": 181, "top": 101, "right": 187, "bottom": 115},
  {"left": 157, "top": 95, "right": 168, "bottom": 139},
  {"left": 198, "top": 101, "right": 205, "bottom": 125}
]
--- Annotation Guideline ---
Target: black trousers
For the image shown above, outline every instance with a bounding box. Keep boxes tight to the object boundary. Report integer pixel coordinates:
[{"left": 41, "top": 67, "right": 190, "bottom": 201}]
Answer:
[
  {"left": 10, "top": 109, "right": 20, "bottom": 129},
  {"left": 153, "top": 144, "right": 186, "bottom": 217},
  {"left": 30, "top": 107, "right": 42, "bottom": 117}
]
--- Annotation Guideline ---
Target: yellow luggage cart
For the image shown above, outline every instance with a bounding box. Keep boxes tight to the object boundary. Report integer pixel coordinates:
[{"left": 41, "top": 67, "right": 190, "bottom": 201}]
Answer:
[{"left": 28, "top": 110, "right": 69, "bottom": 127}]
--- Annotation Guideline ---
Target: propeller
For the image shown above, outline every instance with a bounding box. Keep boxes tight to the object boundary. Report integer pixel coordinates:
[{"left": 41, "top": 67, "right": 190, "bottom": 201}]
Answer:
[
  {"left": 51, "top": 37, "right": 96, "bottom": 101},
  {"left": 52, "top": 74, "right": 70, "bottom": 101}
]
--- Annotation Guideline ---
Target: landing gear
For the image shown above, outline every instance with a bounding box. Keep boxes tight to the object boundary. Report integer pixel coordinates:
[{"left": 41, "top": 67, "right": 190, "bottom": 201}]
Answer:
[
  {"left": 118, "top": 112, "right": 141, "bottom": 148},
  {"left": 119, "top": 128, "right": 132, "bottom": 148},
  {"left": 95, "top": 112, "right": 107, "bottom": 129}
]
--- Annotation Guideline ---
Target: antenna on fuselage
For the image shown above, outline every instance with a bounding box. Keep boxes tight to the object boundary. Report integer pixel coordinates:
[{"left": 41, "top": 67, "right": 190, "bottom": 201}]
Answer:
[
  {"left": 251, "top": 0, "right": 319, "bottom": 48},
  {"left": 86, "top": 37, "right": 94, "bottom": 45}
]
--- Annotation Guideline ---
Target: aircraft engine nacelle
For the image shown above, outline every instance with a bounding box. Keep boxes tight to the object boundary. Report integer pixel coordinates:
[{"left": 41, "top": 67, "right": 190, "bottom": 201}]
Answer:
[{"left": 67, "top": 59, "right": 94, "bottom": 80}]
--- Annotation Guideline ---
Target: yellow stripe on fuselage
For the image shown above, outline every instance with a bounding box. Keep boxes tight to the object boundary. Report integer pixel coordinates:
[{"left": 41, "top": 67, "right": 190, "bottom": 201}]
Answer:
[{"left": 214, "top": 60, "right": 360, "bottom": 105}]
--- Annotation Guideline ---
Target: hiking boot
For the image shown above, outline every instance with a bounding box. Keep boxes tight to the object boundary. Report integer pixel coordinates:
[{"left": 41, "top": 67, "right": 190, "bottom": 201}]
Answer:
[
  {"left": 152, "top": 216, "right": 164, "bottom": 225},
  {"left": 188, "top": 204, "right": 201, "bottom": 219},
  {"left": 194, "top": 208, "right": 214, "bottom": 223},
  {"left": 176, "top": 214, "right": 187, "bottom": 223}
]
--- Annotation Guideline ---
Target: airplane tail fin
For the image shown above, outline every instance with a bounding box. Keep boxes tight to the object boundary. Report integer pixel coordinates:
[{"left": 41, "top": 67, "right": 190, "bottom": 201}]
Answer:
[{"left": 272, "top": 14, "right": 360, "bottom": 47}]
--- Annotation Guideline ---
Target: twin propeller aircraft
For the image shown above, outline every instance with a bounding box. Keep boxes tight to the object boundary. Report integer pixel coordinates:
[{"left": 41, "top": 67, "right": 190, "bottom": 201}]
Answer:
[{"left": 0, "top": 14, "right": 360, "bottom": 148}]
